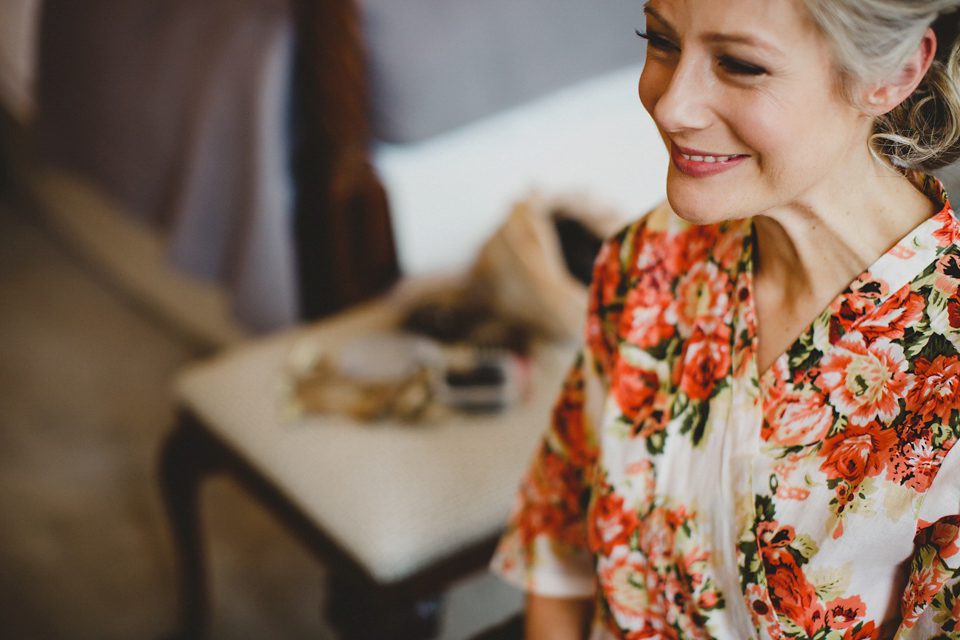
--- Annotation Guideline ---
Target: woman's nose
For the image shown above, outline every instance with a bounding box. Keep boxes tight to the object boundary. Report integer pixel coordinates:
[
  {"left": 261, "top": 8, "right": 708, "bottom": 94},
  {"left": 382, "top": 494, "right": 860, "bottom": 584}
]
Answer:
[{"left": 651, "top": 58, "right": 712, "bottom": 133}]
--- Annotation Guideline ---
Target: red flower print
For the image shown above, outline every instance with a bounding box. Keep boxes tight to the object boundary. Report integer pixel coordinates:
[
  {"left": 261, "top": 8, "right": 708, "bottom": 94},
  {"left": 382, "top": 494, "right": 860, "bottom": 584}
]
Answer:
[
  {"left": 948, "top": 298, "right": 960, "bottom": 330},
  {"left": 613, "top": 357, "right": 659, "bottom": 425},
  {"left": 856, "top": 287, "right": 924, "bottom": 343},
  {"left": 928, "top": 516, "right": 960, "bottom": 560},
  {"left": 825, "top": 596, "right": 866, "bottom": 629},
  {"left": 698, "top": 590, "right": 719, "bottom": 610},
  {"left": 775, "top": 485, "right": 811, "bottom": 501},
  {"left": 664, "top": 225, "right": 718, "bottom": 275},
  {"left": 843, "top": 620, "right": 880, "bottom": 640},
  {"left": 901, "top": 563, "right": 952, "bottom": 627},
  {"left": 628, "top": 256, "right": 673, "bottom": 308},
  {"left": 598, "top": 549, "right": 675, "bottom": 637},
  {"left": 710, "top": 223, "right": 747, "bottom": 270},
  {"left": 585, "top": 311, "right": 609, "bottom": 370},
  {"left": 624, "top": 625, "right": 679, "bottom": 640},
  {"left": 935, "top": 253, "right": 960, "bottom": 296},
  {"left": 766, "top": 554, "right": 826, "bottom": 636},
  {"left": 588, "top": 236, "right": 627, "bottom": 369},
  {"left": 933, "top": 208, "right": 960, "bottom": 246},
  {"left": 819, "top": 423, "right": 898, "bottom": 485},
  {"left": 673, "top": 261, "right": 732, "bottom": 337},
  {"left": 628, "top": 225, "right": 663, "bottom": 281},
  {"left": 906, "top": 354, "right": 960, "bottom": 426},
  {"left": 622, "top": 283, "right": 675, "bottom": 349},
  {"left": 829, "top": 278, "right": 885, "bottom": 342},
  {"left": 916, "top": 516, "right": 960, "bottom": 564},
  {"left": 593, "top": 238, "right": 623, "bottom": 310},
  {"left": 833, "top": 480, "right": 858, "bottom": 512},
  {"left": 588, "top": 488, "right": 640, "bottom": 556},
  {"left": 763, "top": 385, "right": 834, "bottom": 446},
  {"left": 625, "top": 458, "right": 657, "bottom": 508},
  {"left": 636, "top": 507, "right": 679, "bottom": 570},
  {"left": 757, "top": 520, "right": 797, "bottom": 568},
  {"left": 678, "top": 325, "right": 732, "bottom": 401},
  {"left": 732, "top": 282, "right": 758, "bottom": 377},
  {"left": 515, "top": 449, "right": 587, "bottom": 547},
  {"left": 771, "top": 451, "right": 811, "bottom": 501},
  {"left": 745, "top": 584, "right": 786, "bottom": 640},
  {"left": 551, "top": 369, "right": 595, "bottom": 470},
  {"left": 890, "top": 245, "right": 917, "bottom": 260},
  {"left": 597, "top": 503, "right": 709, "bottom": 639},
  {"left": 817, "top": 334, "right": 911, "bottom": 426},
  {"left": 514, "top": 494, "right": 584, "bottom": 548},
  {"left": 757, "top": 520, "right": 794, "bottom": 545},
  {"left": 886, "top": 437, "right": 943, "bottom": 492}
]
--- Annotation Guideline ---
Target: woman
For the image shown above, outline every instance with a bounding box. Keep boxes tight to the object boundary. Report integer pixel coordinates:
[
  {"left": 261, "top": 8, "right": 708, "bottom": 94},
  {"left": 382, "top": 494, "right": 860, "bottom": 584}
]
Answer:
[{"left": 491, "top": 0, "right": 960, "bottom": 638}]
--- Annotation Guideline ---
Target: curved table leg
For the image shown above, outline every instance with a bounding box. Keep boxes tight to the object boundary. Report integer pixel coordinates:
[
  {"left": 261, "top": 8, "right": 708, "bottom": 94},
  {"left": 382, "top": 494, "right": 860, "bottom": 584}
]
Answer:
[
  {"left": 158, "top": 409, "right": 498, "bottom": 639},
  {"left": 158, "top": 413, "right": 225, "bottom": 640},
  {"left": 325, "top": 565, "right": 443, "bottom": 640}
]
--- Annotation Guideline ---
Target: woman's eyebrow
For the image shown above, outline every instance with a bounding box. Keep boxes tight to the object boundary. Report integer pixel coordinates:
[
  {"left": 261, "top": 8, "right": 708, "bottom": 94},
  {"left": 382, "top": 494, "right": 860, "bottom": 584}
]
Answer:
[
  {"left": 644, "top": 4, "right": 784, "bottom": 58},
  {"left": 702, "top": 32, "right": 785, "bottom": 57},
  {"left": 643, "top": 5, "right": 676, "bottom": 34}
]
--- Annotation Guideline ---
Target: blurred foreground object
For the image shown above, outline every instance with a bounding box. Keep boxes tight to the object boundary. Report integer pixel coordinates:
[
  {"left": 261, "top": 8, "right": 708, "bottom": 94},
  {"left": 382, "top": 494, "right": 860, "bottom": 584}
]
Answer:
[
  {"left": 287, "top": 333, "right": 440, "bottom": 422},
  {"left": 284, "top": 191, "right": 616, "bottom": 423},
  {"left": 470, "top": 192, "right": 623, "bottom": 341}
]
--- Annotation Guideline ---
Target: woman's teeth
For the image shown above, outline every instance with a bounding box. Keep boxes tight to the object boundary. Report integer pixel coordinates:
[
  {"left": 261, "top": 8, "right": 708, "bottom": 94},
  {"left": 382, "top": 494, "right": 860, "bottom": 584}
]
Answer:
[{"left": 681, "top": 153, "right": 735, "bottom": 163}]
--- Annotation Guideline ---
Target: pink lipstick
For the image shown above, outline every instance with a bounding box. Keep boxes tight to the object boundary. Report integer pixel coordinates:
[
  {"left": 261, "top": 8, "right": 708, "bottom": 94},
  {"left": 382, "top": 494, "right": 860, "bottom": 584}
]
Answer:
[{"left": 671, "top": 143, "right": 749, "bottom": 177}]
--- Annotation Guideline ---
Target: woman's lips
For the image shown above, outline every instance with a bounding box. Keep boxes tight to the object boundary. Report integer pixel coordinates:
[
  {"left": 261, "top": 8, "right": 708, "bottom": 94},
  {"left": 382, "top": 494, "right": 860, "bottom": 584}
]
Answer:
[{"left": 671, "top": 143, "right": 749, "bottom": 177}]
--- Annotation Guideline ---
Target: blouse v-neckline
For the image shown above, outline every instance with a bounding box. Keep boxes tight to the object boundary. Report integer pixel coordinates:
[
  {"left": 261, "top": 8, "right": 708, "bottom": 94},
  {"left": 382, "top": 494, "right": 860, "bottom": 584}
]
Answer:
[{"left": 751, "top": 173, "right": 954, "bottom": 388}]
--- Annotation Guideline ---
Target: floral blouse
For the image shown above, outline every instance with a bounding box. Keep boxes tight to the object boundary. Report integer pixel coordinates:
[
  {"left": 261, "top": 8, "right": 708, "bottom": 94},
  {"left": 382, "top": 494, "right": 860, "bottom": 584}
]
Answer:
[{"left": 491, "top": 173, "right": 960, "bottom": 640}]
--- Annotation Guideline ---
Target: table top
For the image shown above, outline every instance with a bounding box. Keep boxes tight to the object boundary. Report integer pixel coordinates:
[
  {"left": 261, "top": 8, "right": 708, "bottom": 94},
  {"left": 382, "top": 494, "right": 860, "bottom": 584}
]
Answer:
[{"left": 176, "top": 295, "right": 579, "bottom": 583}]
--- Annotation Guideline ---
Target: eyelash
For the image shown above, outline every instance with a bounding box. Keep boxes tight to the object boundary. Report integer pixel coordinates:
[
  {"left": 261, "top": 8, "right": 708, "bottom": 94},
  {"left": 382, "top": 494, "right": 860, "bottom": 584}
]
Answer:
[
  {"left": 718, "top": 57, "right": 767, "bottom": 76},
  {"left": 635, "top": 29, "right": 769, "bottom": 77},
  {"left": 635, "top": 29, "right": 677, "bottom": 54}
]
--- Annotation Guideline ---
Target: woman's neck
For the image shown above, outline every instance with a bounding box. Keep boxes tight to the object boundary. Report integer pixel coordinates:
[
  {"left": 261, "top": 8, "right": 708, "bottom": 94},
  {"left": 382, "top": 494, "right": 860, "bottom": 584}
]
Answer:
[{"left": 751, "top": 162, "right": 934, "bottom": 374}]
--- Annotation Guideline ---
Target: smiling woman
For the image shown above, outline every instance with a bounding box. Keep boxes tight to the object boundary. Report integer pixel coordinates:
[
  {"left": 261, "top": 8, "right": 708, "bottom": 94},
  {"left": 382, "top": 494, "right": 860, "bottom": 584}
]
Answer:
[{"left": 489, "top": 1, "right": 960, "bottom": 639}]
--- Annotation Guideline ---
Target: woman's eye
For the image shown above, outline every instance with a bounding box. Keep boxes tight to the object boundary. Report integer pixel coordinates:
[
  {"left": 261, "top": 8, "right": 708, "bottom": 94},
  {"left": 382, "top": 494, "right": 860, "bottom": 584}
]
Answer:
[
  {"left": 636, "top": 29, "right": 678, "bottom": 54},
  {"left": 718, "top": 56, "right": 767, "bottom": 76}
]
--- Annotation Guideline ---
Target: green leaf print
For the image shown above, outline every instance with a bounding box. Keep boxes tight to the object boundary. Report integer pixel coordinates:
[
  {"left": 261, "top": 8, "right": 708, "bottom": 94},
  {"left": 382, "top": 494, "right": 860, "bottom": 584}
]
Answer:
[
  {"left": 921, "top": 332, "right": 960, "bottom": 362},
  {"left": 792, "top": 534, "right": 819, "bottom": 560},
  {"left": 808, "top": 563, "right": 852, "bottom": 601}
]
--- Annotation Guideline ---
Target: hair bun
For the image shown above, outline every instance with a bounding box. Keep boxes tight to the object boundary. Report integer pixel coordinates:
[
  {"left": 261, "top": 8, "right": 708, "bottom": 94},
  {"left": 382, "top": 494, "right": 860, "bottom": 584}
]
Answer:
[{"left": 874, "top": 15, "right": 960, "bottom": 172}]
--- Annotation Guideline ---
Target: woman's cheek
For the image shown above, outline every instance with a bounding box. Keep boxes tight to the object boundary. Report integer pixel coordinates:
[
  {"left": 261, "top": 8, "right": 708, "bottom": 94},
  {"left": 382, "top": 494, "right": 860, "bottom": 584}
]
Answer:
[{"left": 638, "top": 65, "right": 670, "bottom": 119}]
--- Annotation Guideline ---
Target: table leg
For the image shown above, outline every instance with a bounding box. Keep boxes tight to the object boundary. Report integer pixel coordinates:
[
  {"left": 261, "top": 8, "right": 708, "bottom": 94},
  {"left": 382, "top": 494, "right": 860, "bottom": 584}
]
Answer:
[
  {"left": 325, "top": 566, "right": 442, "bottom": 640},
  {"left": 158, "top": 414, "right": 223, "bottom": 640}
]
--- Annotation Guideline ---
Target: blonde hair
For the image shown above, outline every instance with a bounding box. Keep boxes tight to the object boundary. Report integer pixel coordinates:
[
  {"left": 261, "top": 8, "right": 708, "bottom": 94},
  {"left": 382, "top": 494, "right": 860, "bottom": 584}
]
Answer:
[{"left": 803, "top": 0, "right": 960, "bottom": 170}]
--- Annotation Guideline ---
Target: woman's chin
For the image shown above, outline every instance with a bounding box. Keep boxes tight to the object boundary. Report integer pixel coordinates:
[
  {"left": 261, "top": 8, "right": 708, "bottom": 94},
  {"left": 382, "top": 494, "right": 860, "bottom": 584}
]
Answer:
[
  {"left": 665, "top": 190, "right": 724, "bottom": 227},
  {"left": 665, "top": 176, "right": 753, "bottom": 227}
]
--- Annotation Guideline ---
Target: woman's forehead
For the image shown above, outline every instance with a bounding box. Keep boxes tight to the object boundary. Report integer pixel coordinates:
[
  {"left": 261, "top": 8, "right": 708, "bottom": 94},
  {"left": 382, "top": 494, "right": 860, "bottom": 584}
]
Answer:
[
  {"left": 644, "top": 0, "right": 822, "bottom": 50},
  {"left": 644, "top": 0, "right": 811, "bottom": 34}
]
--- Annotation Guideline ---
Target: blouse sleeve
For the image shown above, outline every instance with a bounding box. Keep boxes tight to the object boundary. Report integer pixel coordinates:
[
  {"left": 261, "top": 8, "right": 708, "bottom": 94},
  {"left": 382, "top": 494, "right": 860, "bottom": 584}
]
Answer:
[
  {"left": 488, "top": 352, "right": 600, "bottom": 597},
  {"left": 894, "top": 516, "right": 960, "bottom": 639},
  {"left": 895, "top": 442, "right": 960, "bottom": 639},
  {"left": 489, "top": 224, "right": 634, "bottom": 598}
]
